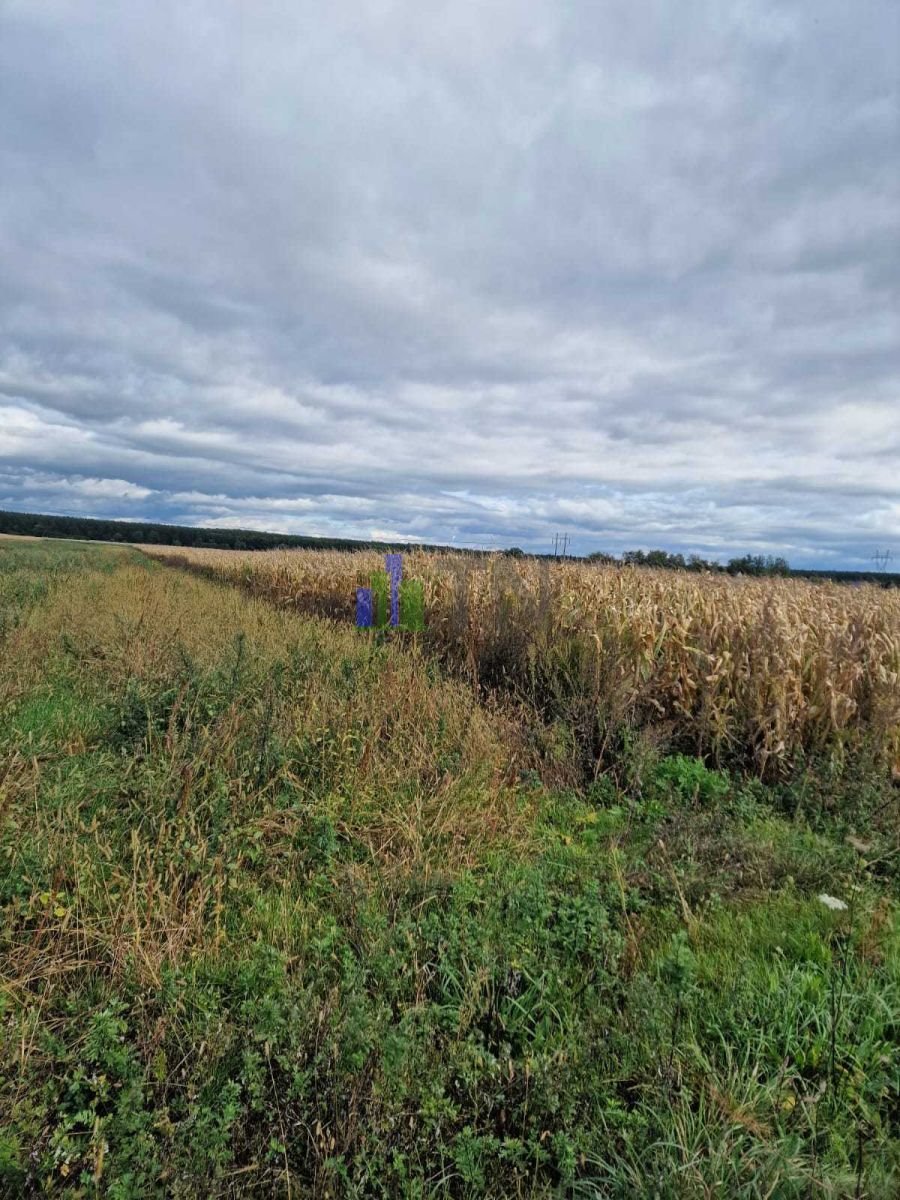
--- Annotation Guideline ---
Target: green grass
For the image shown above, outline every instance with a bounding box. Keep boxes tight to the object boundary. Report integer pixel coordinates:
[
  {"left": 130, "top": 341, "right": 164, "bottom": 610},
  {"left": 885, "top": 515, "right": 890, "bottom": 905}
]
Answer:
[
  {"left": 0, "top": 538, "right": 134, "bottom": 642},
  {"left": 0, "top": 539, "right": 897, "bottom": 1197}
]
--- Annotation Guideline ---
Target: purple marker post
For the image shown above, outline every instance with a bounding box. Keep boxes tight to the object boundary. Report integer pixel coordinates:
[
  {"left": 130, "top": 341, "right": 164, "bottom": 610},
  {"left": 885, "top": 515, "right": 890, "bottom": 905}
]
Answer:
[
  {"left": 356, "top": 587, "right": 373, "bottom": 627},
  {"left": 385, "top": 553, "right": 403, "bottom": 627}
]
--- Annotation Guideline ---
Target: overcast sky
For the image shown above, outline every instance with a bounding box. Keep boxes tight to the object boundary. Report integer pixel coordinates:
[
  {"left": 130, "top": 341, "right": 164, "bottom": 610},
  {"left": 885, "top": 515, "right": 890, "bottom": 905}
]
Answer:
[{"left": 1, "top": 1, "right": 898, "bottom": 564}]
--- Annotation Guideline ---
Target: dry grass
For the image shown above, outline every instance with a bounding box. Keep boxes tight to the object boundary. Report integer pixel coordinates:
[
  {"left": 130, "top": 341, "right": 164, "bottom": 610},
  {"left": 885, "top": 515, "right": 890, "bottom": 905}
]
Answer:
[
  {"left": 141, "top": 545, "right": 900, "bottom": 778},
  {"left": 1, "top": 562, "right": 538, "bottom": 994}
]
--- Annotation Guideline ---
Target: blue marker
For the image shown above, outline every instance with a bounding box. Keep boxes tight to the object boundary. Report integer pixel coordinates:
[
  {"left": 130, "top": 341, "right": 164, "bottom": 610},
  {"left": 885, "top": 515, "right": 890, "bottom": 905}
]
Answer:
[
  {"left": 355, "top": 554, "right": 424, "bottom": 630},
  {"left": 356, "top": 587, "right": 374, "bottom": 627},
  {"left": 385, "top": 553, "right": 403, "bottom": 627}
]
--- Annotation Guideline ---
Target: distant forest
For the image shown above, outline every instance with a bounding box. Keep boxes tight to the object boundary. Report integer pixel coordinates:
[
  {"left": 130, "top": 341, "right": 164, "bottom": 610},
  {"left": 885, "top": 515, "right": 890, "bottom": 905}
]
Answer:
[
  {"left": 586, "top": 547, "right": 900, "bottom": 586},
  {"left": 1, "top": 509, "right": 897, "bottom": 585},
  {"left": 0, "top": 509, "right": 443, "bottom": 554}
]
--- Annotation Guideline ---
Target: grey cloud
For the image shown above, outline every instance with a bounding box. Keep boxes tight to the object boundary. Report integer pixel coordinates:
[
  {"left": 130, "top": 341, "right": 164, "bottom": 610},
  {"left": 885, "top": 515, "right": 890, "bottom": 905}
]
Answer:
[{"left": 0, "top": 0, "right": 898, "bottom": 568}]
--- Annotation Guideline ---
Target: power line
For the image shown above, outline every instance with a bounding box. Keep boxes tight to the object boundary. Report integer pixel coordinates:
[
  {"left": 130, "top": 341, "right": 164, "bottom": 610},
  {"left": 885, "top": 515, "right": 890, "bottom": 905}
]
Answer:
[
  {"left": 872, "top": 548, "right": 893, "bottom": 573},
  {"left": 552, "top": 533, "right": 570, "bottom": 559}
]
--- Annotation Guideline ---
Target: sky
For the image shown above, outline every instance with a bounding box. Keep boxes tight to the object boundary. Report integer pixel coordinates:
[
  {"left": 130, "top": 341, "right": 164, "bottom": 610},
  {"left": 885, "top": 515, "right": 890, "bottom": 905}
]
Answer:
[{"left": 0, "top": 0, "right": 898, "bottom": 566}]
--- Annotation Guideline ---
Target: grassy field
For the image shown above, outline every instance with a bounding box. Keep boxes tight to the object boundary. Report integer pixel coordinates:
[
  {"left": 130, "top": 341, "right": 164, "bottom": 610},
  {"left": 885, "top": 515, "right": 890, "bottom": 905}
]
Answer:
[{"left": 1, "top": 538, "right": 899, "bottom": 1197}]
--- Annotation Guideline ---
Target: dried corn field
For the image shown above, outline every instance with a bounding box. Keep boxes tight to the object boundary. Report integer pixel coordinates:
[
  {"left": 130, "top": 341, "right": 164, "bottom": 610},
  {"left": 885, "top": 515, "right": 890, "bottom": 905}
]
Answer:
[{"left": 142, "top": 545, "right": 900, "bottom": 778}]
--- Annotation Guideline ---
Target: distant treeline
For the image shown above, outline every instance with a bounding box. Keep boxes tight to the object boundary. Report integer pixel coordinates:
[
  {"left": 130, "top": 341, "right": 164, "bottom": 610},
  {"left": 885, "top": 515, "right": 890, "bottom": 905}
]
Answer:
[
  {"left": 1, "top": 509, "right": 896, "bottom": 586},
  {"left": 513, "top": 548, "right": 793, "bottom": 576},
  {"left": 581, "top": 548, "right": 899, "bottom": 586},
  {"left": 0, "top": 509, "right": 451, "bottom": 554},
  {"left": 610, "top": 549, "right": 791, "bottom": 576},
  {"left": 788, "top": 568, "right": 900, "bottom": 587}
]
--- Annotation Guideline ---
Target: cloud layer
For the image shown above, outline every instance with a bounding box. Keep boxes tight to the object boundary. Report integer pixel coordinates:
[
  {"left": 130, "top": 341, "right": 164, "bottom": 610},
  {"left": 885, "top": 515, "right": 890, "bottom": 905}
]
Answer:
[{"left": 1, "top": 0, "right": 898, "bottom": 564}]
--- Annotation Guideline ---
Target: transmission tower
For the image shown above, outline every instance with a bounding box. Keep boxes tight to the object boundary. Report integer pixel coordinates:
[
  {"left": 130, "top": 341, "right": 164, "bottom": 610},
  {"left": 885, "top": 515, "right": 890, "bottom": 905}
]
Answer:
[
  {"left": 872, "top": 548, "right": 893, "bottom": 573},
  {"left": 552, "top": 533, "right": 570, "bottom": 560}
]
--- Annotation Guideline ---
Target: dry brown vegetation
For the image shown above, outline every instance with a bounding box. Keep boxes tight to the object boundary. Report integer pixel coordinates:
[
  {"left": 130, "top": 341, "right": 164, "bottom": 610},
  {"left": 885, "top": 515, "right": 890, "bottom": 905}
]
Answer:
[
  {"left": 142, "top": 545, "right": 900, "bottom": 778},
  {"left": 4, "top": 561, "right": 535, "bottom": 887},
  {"left": 3, "top": 554, "right": 540, "bottom": 1036}
]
